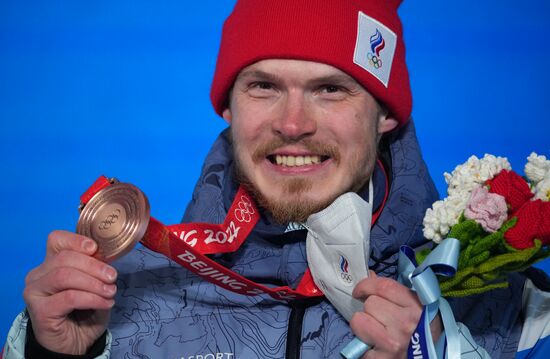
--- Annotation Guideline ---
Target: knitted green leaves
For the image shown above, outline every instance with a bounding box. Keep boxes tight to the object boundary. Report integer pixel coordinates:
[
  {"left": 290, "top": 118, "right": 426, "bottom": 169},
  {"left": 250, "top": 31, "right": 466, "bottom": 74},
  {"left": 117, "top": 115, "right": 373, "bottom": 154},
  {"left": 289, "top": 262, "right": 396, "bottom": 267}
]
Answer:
[{"left": 417, "top": 216, "right": 550, "bottom": 297}]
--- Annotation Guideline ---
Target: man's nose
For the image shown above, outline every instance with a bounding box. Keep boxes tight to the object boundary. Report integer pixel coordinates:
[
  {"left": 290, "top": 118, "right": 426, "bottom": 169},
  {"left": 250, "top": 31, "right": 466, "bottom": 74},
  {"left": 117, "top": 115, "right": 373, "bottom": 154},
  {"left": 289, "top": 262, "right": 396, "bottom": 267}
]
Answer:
[{"left": 272, "top": 92, "right": 317, "bottom": 141}]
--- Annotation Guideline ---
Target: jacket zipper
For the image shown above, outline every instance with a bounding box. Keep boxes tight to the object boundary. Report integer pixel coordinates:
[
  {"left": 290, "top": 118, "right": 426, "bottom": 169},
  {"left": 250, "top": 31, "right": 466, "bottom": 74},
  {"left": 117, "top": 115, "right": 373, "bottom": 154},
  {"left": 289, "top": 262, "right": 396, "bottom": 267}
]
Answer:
[{"left": 285, "top": 298, "right": 324, "bottom": 359}]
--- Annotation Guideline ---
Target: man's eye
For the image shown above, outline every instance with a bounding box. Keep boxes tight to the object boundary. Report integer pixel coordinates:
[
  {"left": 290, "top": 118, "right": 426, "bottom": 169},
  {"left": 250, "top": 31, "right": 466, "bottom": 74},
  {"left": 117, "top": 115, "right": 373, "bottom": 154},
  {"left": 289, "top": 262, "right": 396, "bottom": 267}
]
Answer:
[
  {"left": 251, "top": 82, "right": 273, "bottom": 90},
  {"left": 246, "top": 81, "right": 277, "bottom": 98},
  {"left": 322, "top": 85, "right": 341, "bottom": 93}
]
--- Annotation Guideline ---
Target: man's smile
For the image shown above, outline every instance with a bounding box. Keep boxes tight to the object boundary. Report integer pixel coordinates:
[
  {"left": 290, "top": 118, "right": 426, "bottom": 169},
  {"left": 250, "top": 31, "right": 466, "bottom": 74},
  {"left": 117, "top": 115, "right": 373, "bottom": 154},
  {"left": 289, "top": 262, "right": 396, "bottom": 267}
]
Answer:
[{"left": 267, "top": 154, "right": 328, "bottom": 167}]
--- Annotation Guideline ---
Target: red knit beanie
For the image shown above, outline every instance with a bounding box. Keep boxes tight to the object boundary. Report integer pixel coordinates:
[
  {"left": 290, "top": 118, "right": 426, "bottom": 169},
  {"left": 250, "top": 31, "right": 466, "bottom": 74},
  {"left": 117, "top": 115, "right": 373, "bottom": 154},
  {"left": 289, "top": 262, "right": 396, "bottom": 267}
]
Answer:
[{"left": 210, "top": 0, "right": 412, "bottom": 125}]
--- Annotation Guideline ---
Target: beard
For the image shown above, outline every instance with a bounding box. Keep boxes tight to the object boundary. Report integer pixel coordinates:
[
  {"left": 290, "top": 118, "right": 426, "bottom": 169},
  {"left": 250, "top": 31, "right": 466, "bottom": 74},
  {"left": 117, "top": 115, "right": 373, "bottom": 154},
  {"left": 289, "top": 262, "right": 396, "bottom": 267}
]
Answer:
[
  {"left": 232, "top": 134, "right": 378, "bottom": 224},
  {"left": 235, "top": 169, "right": 325, "bottom": 224}
]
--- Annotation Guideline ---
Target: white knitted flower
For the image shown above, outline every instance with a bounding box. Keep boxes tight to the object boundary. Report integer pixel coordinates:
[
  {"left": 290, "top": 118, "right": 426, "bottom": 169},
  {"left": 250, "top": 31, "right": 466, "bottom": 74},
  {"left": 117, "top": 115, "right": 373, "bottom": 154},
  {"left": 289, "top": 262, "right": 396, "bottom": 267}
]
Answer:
[
  {"left": 423, "top": 193, "right": 469, "bottom": 243},
  {"left": 444, "top": 154, "right": 511, "bottom": 196},
  {"left": 533, "top": 174, "right": 550, "bottom": 201},
  {"left": 525, "top": 152, "right": 550, "bottom": 185}
]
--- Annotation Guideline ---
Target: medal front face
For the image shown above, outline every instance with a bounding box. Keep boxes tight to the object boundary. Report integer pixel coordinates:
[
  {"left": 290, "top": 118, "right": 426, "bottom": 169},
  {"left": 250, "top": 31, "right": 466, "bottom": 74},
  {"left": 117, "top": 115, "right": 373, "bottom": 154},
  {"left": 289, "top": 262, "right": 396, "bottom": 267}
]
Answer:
[{"left": 77, "top": 182, "right": 150, "bottom": 262}]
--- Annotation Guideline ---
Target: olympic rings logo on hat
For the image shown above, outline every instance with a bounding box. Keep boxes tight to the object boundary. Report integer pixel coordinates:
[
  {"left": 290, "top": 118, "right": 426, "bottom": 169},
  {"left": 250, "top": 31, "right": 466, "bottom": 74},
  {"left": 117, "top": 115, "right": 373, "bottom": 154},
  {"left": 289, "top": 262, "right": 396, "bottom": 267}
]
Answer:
[{"left": 367, "top": 53, "right": 383, "bottom": 69}]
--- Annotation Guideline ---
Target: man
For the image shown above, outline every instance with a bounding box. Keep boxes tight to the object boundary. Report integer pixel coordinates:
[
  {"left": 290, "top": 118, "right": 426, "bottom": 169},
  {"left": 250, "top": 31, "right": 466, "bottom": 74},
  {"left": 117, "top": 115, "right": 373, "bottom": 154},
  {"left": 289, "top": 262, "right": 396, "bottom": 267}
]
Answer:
[{"left": 4, "top": 1, "right": 549, "bottom": 358}]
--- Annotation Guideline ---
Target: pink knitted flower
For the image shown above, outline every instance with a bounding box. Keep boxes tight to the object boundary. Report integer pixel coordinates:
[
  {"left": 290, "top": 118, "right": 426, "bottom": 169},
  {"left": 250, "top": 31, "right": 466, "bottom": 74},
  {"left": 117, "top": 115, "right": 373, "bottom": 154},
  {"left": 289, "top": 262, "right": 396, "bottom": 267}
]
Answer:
[{"left": 464, "top": 186, "right": 508, "bottom": 232}]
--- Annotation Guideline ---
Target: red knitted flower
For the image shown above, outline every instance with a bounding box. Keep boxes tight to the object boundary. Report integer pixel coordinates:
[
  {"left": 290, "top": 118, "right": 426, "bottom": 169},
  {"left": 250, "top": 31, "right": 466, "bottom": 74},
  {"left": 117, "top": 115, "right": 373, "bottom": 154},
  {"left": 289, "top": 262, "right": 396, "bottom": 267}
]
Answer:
[
  {"left": 504, "top": 200, "right": 550, "bottom": 249},
  {"left": 486, "top": 170, "right": 533, "bottom": 214}
]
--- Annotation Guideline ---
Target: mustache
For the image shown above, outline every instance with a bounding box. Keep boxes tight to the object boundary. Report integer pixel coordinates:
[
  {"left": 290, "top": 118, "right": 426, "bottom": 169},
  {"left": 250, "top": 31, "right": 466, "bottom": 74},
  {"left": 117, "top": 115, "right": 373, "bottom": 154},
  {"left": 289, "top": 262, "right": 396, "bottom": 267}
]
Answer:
[{"left": 251, "top": 138, "right": 340, "bottom": 163}]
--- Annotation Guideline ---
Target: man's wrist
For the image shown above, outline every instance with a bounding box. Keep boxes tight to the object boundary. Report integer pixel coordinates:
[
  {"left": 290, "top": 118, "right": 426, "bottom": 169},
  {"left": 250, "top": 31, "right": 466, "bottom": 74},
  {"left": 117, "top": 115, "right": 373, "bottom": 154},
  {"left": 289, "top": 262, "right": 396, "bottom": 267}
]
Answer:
[{"left": 25, "top": 316, "right": 107, "bottom": 359}]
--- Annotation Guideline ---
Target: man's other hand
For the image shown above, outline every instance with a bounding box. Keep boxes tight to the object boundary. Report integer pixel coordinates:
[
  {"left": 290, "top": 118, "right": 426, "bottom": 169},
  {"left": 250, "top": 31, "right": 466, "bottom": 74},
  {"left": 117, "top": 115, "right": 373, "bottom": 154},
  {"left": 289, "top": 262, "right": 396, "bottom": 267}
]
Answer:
[
  {"left": 23, "top": 230, "right": 117, "bottom": 355},
  {"left": 349, "top": 271, "right": 442, "bottom": 358}
]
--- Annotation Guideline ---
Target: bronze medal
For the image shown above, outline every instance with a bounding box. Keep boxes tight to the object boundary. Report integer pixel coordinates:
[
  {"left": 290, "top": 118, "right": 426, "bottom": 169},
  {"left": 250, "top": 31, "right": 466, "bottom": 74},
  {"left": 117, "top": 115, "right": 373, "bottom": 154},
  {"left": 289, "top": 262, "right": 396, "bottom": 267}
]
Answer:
[{"left": 76, "top": 182, "right": 150, "bottom": 262}]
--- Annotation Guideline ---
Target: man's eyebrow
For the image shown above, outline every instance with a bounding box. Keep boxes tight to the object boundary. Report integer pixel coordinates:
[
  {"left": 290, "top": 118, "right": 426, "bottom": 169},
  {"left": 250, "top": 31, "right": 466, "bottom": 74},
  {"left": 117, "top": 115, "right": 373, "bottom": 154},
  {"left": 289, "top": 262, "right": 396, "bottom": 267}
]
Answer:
[
  {"left": 235, "top": 69, "right": 360, "bottom": 87},
  {"left": 308, "top": 74, "right": 360, "bottom": 87},
  {"left": 235, "top": 70, "right": 281, "bottom": 83}
]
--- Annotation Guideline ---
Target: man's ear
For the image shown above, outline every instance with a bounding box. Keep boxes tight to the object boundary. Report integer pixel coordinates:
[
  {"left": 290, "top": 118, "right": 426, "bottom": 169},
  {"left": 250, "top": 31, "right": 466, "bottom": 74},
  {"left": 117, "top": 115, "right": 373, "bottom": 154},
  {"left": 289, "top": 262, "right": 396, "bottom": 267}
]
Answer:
[
  {"left": 222, "top": 108, "right": 232, "bottom": 124},
  {"left": 378, "top": 114, "right": 398, "bottom": 135}
]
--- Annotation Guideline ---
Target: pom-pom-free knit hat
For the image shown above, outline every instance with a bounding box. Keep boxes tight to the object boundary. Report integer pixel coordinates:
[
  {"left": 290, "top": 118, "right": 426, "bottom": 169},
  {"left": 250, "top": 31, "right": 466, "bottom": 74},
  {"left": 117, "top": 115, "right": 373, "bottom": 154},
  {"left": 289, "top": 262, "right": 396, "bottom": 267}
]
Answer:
[{"left": 210, "top": 0, "right": 412, "bottom": 125}]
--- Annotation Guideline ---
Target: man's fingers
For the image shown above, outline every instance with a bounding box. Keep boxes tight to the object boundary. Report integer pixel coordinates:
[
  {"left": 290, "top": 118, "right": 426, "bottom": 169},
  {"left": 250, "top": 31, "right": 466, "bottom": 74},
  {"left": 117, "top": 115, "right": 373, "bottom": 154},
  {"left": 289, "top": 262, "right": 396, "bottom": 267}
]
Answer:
[
  {"left": 27, "top": 267, "right": 117, "bottom": 299},
  {"left": 25, "top": 266, "right": 42, "bottom": 286},
  {"left": 352, "top": 274, "right": 419, "bottom": 309},
  {"left": 26, "top": 250, "right": 117, "bottom": 285},
  {"left": 350, "top": 311, "right": 409, "bottom": 357},
  {"left": 40, "top": 290, "right": 115, "bottom": 318},
  {"left": 24, "top": 267, "right": 117, "bottom": 318},
  {"left": 349, "top": 274, "right": 427, "bottom": 357},
  {"left": 45, "top": 230, "right": 97, "bottom": 258},
  {"left": 362, "top": 294, "right": 419, "bottom": 335}
]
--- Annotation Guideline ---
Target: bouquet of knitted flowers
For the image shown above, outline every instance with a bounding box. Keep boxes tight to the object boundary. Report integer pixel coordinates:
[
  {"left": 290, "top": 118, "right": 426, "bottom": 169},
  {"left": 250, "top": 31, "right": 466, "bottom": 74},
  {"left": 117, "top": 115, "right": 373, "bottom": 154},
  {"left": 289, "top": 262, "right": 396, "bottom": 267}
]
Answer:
[{"left": 420, "top": 153, "right": 550, "bottom": 297}]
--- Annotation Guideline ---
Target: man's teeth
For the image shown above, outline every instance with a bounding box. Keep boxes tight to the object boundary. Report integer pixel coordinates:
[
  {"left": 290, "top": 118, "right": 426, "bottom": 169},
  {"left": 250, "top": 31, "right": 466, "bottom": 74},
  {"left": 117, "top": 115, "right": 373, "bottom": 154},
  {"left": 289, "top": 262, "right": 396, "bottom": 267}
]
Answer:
[{"left": 275, "top": 155, "right": 321, "bottom": 167}]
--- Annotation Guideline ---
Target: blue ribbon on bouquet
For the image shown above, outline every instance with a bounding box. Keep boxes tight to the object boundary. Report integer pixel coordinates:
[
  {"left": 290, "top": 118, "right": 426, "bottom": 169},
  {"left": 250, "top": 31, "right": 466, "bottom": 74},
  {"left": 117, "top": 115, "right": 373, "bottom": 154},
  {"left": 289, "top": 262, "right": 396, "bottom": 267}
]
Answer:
[{"left": 341, "top": 238, "right": 461, "bottom": 359}]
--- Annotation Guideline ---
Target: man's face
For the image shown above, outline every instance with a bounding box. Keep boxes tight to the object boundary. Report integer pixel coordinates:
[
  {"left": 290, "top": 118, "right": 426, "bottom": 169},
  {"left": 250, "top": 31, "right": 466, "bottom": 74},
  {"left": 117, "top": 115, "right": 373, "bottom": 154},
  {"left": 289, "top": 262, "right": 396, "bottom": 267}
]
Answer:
[{"left": 223, "top": 59, "right": 397, "bottom": 223}]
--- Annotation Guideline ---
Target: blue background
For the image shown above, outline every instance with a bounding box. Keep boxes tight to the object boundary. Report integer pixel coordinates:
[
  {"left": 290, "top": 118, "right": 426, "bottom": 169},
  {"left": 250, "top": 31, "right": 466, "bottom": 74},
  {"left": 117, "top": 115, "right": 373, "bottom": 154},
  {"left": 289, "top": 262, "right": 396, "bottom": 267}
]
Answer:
[{"left": 1, "top": 0, "right": 549, "bottom": 341}]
